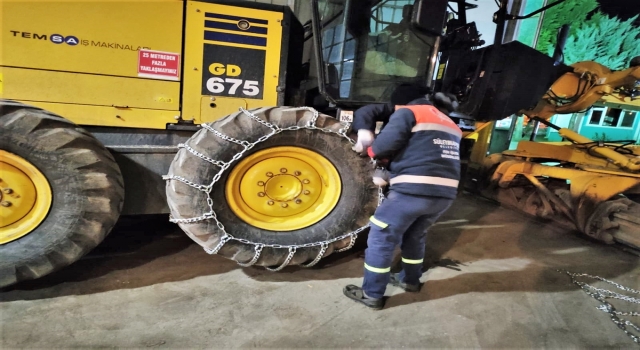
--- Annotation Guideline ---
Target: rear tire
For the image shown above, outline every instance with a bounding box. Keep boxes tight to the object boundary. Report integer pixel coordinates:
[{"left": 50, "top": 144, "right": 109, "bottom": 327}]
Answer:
[
  {"left": 166, "top": 107, "right": 378, "bottom": 268},
  {"left": 0, "top": 101, "right": 124, "bottom": 287}
]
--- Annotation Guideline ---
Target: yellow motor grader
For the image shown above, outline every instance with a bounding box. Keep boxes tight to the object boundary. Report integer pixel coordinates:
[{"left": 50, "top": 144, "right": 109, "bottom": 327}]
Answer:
[
  {"left": 472, "top": 61, "right": 640, "bottom": 248},
  {"left": 1, "top": 0, "right": 638, "bottom": 289}
]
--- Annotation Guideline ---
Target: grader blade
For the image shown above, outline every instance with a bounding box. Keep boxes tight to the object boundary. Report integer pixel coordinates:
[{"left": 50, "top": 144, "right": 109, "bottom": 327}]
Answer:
[
  {"left": 609, "top": 200, "right": 640, "bottom": 249},
  {"left": 481, "top": 156, "right": 640, "bottom": 251}
]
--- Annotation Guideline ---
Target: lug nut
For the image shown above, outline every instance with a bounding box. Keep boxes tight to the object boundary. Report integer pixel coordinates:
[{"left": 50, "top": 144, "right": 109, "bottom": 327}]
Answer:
[
  {"left": 266, "top": 172, "right": 273, "bottom": 177},
  {"left": 294, "top": 171, "right": 301, "bottom": 176},
  {"left": 295, "top": 199, "right": 302, "bottom": 204},
  {"left": 257, "top": 181, "right": 265, "bottom": 186},
  {"left": 280, "top": 168, "right": 287, "bottom": 173},
  {"left": 267, "top": 200, "right": 274, "bottom": 206},
  {"left": 281, "top": 203, "right": 288, "bottom": 208},
  {"left": 3, "top": 188, "right": 12, "bottom": 194},
  {"left": 302, "top": 179, "right": 310, "bottom": 184},
  {"left": 0, "top": 201, "right": 12, "bottom": 207},
  {"left": 303, "top": 190, "right": 310, "bottom": 195},
  {"left": 258, "top": 192, "right": 265, "bottom": 197}
]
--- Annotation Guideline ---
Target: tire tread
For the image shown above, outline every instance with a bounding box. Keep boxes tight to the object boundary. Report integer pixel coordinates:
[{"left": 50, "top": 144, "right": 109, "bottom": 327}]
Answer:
[{"left": 0, "top": 100, "right": 124, "bottom": 287}]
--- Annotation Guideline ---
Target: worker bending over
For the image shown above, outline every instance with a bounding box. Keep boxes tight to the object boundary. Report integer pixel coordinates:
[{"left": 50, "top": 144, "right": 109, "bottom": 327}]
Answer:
[{"left": 344, "top": 90, "right": 462, "bottom": 310}]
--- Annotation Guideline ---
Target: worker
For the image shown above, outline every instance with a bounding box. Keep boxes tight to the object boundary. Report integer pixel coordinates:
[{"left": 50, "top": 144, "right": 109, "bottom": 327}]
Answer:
[{"left": 344, "top": 91, "right": 462, "bottom": 310}]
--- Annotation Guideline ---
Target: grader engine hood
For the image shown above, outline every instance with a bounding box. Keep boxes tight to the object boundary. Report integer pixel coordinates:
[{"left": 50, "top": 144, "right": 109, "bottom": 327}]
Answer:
[
  {"left": 441, "top": 41, "right": 571, "bottom": 122},
  {"left": 0, "top": 0, "right": 184, "bottom": 128},
  {"left": 0, "top": 1, "right": 183, "bottom": 75}
]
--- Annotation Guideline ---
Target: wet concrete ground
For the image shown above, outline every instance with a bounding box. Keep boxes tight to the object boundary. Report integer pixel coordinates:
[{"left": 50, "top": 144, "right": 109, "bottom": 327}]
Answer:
[{"left": 1, "top": 194, "right": 639, "bottom": 348}]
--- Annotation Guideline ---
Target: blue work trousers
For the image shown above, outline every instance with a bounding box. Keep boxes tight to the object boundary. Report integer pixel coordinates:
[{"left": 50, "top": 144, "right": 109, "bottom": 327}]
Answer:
[{"left": 363, "top": 190, "right": 454, "bottom": 299}]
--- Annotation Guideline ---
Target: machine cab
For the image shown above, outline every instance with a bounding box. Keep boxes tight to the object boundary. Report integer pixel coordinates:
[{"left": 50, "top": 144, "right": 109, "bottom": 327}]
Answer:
[{"left": 312, "top": 0, "right": 448, "bottom": 107}]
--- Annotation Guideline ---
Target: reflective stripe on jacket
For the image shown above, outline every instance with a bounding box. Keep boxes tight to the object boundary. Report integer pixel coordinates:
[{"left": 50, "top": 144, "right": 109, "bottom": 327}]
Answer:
[{"left": 369, "top": 103, "right": 462, "bottom": 199}]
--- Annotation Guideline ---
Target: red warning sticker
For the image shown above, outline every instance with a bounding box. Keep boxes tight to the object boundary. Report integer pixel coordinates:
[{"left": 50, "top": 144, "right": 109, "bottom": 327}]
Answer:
[{"left": 138, "top": 49, "right": 180, "bottom": 81}]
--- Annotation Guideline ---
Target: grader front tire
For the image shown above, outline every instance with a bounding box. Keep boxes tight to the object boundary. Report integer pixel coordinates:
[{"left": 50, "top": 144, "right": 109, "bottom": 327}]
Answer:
[{"left": 0, "top": 102, "right": 124, "bottom": 287}]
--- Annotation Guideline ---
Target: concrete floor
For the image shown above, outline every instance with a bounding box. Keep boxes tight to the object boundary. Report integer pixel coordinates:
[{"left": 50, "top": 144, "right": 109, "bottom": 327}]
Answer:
[{"left": 1, "top": 194, "right": 639, "bottom": 348}]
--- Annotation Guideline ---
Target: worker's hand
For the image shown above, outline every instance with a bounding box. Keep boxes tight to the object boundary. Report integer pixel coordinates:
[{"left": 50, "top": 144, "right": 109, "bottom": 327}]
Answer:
[
  {"left": 351, "top": 129, "right": 375, "bottom": 156},
  {"left": 372, "top": 168, "right": 390, "bottom": 187}
]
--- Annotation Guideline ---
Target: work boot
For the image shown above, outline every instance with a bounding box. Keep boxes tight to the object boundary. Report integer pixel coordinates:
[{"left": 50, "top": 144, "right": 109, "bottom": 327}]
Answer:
[
  {"left": 389, "top": 273, "right": 420, "bottom": 292},
  {"left": 343, "top": 285, "right": 385, "bottom": 310}
]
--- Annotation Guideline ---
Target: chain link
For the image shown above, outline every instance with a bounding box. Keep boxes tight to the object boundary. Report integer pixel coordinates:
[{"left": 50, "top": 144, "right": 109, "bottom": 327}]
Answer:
[
  {"left": 336, "top": 234, "right": 358, "bottom": 253},
  {"left": 201, "top": 123, "right": 253, "bottom": 148},
  {"left": 171, "top": 212, "right": 215, "bottom": 224},
  {"left": 378, "top": 186, "right": 386, "bottom": 206},
  {"left": 265, "top": 247, "right": 297, "bottom": 272},
  {"left": 166, "top": 107, "right": 379, "bottom": 270},
  {"left": 237, "top": 244, "right": 264, "bottom": 267},
  {"left": 240, "top": 107, "right": 281, "bottom": 132},
  {"left": 302, "top": 243, "right": 329, "bottom": 268},
  {"left": 178, "top": 143, "right": 226, "bottom": 168},
  {"left": 205, "top": 234, "right": 232, "bottom": 255},
  {"left": 162, "top": 174, "right": 209, "bottom": 192},
  {"left": 559, "top": 269, "right": 640, "bottom": 344}
]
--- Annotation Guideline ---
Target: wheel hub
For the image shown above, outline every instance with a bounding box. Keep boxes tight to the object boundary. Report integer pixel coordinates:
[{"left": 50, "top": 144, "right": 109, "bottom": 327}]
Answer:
[
  {"left": 226, "top": 146, "right": 341, "bottom": 231},
  {"left": 264, "top": 174, "right": 302, "bottom": 202},
  {"left": 0, "top": 150, "right": 52, "bottom": 244}
]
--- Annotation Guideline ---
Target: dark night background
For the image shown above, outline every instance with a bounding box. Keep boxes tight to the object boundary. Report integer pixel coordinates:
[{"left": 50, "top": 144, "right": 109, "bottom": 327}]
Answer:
[{"left": 597, "top": 0, "right": 640, "bottom": 24}]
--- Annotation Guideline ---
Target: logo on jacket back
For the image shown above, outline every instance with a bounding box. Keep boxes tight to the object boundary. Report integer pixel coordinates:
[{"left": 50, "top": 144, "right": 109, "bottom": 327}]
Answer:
[{"left": 433, "top": 138, "right": 460, "bottom": 160}]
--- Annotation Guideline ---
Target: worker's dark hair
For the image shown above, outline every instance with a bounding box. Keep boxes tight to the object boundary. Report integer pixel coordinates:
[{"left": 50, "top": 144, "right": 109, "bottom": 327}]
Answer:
[{"left": 390, "top": 83, "right": 432, "bottom": 106}]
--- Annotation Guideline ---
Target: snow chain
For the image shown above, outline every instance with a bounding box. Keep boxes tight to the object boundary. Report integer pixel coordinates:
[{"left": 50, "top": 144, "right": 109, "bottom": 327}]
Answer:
[
  {"left": 559, "top": 270, "right": 640, "bottom": 344},
  {"left": 164, "top": 107, "right": 385, "bottom": 271}
]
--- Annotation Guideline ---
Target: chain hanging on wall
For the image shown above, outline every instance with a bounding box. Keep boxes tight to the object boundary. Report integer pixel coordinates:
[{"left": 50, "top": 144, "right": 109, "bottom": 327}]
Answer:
[
  {"left": 164, "top": 107, "right": 384, "bottom": 271},
  {"left": 559, "top": 269, "right": 640, "bottom": 344}
]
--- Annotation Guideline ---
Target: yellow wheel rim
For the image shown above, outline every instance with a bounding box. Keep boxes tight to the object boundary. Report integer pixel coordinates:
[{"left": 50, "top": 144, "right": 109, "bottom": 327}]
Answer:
[
  {"left": 225, "top": 146, "right": 342, "bottom": 231},
  {"left": 0, "top": 150, "right": 52, "bottom": 244}
]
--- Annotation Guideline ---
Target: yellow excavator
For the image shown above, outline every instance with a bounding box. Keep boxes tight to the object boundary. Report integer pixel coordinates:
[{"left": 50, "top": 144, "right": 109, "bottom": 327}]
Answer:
[{"left": 1, "top": 0, "right": 638, "bottom": 288}]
